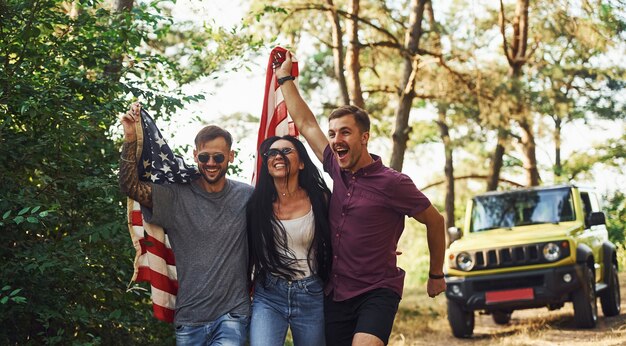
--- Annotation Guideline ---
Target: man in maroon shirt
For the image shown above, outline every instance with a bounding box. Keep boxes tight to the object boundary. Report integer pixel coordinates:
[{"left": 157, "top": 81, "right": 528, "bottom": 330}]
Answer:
[{"left": 276, "top": 51, "right": 446, "bottom": 346}]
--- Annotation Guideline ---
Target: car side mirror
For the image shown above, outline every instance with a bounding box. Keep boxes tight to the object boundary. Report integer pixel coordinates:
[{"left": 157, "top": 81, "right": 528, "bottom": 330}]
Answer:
[
  {"left": 588, "top": 212, "right": 606, "bottom": 227},
  {"left": 447, "top": 227, "right": 462, "bottom": 244}
]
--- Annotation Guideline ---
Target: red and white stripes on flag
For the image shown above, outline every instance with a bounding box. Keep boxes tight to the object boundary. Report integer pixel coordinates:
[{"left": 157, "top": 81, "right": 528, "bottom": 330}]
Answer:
[
  {"left": 125, "top": 109, "right": 201, "bottom": 323},
  {"left": 127, "top": 200, "right": 177, "bottom": 322},
  {"left": 252, "top": 47, "right": 300, "bottom": 185}
]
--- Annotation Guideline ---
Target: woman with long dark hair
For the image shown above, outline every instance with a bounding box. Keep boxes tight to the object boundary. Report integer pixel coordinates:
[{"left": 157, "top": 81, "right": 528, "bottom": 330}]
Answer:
[{"left": 247, "top": 135, "right": 332, "bottom": 346}]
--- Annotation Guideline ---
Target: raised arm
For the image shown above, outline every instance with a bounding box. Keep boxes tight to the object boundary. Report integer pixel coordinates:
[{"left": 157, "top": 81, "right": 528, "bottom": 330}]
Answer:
[
  {"left": 119, "top": 103, "right": 153, "bottom": 208},
  {"left": 413, "top": 204, "right": 447, "bottom": 297},
  {"left": 275, "top": 51, "right": 329, "bottom": 162}
]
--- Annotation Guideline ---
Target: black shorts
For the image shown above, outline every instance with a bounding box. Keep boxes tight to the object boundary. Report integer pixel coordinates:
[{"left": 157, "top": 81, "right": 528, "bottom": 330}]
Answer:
[{"left": 324, "top": 288, "right": 401, "bottom": 346}]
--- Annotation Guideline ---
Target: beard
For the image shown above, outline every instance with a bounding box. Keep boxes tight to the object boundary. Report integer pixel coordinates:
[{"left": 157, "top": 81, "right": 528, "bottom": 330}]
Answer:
[{"left": 199, "top": 165, "right": 227, "bottom": 184}]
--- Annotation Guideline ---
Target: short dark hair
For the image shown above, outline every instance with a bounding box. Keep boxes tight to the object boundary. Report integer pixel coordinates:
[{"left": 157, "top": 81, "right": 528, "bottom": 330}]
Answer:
[
  {"left": 194, "top": 125, "right": 233, "bottom": 149},
  {"left": 329, "top": 105, "right": 370, "bottom": 133}
]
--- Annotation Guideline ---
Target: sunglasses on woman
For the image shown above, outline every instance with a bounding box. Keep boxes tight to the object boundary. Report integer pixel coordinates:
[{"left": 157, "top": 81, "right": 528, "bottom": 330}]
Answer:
[
  {"left": 263, "top": 147, "right": 295, "bottom": 159},
  {"left": 197, "top": 152, "right": 226, "bottom": 164}
]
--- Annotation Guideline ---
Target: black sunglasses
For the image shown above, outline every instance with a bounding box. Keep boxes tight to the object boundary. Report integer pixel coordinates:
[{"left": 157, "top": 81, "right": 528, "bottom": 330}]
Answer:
[
  {"left": 263, "top": 147, "right": 295, "bottom": 159},
  {"left": 197, "top": 152, "right": 226, "bottom": 164}
]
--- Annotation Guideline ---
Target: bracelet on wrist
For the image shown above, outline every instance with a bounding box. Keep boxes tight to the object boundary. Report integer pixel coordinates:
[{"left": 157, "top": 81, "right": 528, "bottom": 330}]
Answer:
[
  {"left": 277, "top": 75, "right": 295, "bottom": 85},
  {"left": 429, "top": 272, "right": 444, "bottom": 280}
]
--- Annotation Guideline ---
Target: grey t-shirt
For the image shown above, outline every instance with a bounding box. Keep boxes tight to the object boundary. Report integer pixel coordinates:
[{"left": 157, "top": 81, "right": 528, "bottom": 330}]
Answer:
[{"left": 142, "top": 178, "right": 253, "bottom": 325}]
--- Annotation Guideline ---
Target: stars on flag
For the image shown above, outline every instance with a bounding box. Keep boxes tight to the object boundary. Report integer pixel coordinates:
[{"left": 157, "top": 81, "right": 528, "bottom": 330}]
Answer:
[
  {"left": 155, "top": 136, "right": 167, "bottom": 147},
  {"left": 136, "top": 109, "right": 200, "bottom": 185},
  {"left": 162, "top": 164, "right": 171, "bottom": 174}
]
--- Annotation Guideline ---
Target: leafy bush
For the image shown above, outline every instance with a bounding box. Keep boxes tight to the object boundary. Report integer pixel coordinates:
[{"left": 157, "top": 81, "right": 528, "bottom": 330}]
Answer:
[
  {"left": 605, "top": 191, "right": 626, "bottom": 245},
  {"left": 0, "top": 0, "right": 258, "bottom": 344}
]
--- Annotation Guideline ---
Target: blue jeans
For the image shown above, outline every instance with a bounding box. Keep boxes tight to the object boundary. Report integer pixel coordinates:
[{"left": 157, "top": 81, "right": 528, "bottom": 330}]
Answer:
[
  {"left": 250, "top": 274, "right": 325, "bottom": 346},
  {"left": 175, "top": 312, "right": 249, "bottom": 346}
]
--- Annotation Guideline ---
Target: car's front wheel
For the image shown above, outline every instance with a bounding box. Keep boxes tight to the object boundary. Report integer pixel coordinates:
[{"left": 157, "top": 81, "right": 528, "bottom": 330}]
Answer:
[
  {"left": 447, "top": 299, "right": 474, "bottom": 338},
  {"left": 600, "top": 263, "right": 621, "bottom": 317},
  {"left": 572, "top": 265, "right": 598, "bottom": 328}
]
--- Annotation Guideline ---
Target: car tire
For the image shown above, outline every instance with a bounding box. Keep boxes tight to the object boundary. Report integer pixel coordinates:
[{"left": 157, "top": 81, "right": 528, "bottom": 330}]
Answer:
[
  {"left": 600, "top": 263, "right": 621, "bottom": 317},
  {"left": 447, "top": 299, "right": 474, "bottom": 338},
  {"left": 572, "top": 265, "right": 598, "bottom": 328},
  {"left": 492, "top": 310, "right": 512, "bottom": 325}
]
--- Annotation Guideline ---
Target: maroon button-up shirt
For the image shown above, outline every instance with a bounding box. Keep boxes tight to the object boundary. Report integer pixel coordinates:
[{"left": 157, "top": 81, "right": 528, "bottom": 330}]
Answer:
[{"left": 323, "top": 145, "right": 431, "bottom": 301}]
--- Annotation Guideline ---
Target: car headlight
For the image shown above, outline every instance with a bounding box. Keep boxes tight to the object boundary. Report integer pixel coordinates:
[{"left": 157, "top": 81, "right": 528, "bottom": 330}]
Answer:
[
  {"left": 542, "top": 242, "right": 560, "bottom": 262},
  {"left": 456, "top": 252, "right": 474, "bottom": 271}
]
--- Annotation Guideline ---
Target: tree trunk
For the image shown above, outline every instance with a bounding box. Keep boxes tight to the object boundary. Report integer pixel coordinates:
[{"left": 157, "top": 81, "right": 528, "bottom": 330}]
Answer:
[
  {"left": 436, "top": 105, "right": 455, "bottom": 229},
  {"left": 345, "top": 0, "right": 365, "bottom": 108},
  {"left": 105, "top": 0, "right": 134, "bottom": 79},
  {"left": 500, "top": 0, "right": 537, "bottom": 187},
  {"left": 520, "top": 118, "right": 540, "bottom": 186},
  {"left": 325, "top": 0, "right": 350, "bottom": 105},
  {"left": 487, "top": 129, "right": 507, "bottom": 191},
  {"left": 428, "top": 2, "right": 454, "bottom": 228},
  {"left": 389, "top": 0, "right": 427, "bottom": 171},
  {"left": 110, "top": 0, "right": 133, "bottom": 12},
  {"left": 554, "top": 117, "right": 562, "bottom": 177}
]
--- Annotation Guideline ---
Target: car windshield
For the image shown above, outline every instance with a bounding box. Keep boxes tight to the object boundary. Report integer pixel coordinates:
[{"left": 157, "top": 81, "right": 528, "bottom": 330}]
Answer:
[{"left": 471, "top": 188, "right": 575, "bottom": 233}]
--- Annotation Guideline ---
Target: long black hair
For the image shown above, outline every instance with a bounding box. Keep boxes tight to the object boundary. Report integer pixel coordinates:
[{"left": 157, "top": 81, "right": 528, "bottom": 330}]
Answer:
[{"left": 247, "top": 135, "right": 332, "bottom": 285}]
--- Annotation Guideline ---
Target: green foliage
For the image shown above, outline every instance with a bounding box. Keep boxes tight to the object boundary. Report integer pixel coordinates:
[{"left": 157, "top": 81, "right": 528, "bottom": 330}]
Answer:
[
  {"left": 0, "top": 0, "right": 176, "bottom": 343},
  {"left": 407, "top": 121, "right": 441, "bottom": 147},
  {"left": 396, "top": 219, "right": 431, "bottom": 289},
  {"left": 299, "top": 48, "right": 336, "bottom": 100},
  {"left": 0, "top": 285, "right": 27, "bottom": 305},
  {"left": 605, "top": 191, "right": 626, "bottom": 244},
  {"left": 0, "top": 0, "right": 259, "bottom": 344},
  {"left": 0, "top": 206, "right": 52, "bottom": 227},
  {"left": 617, "top": 242, "right": 626, "bottom": 272},
  {"left": 562, "top": 133, "right": 626, "bottom": 181}
]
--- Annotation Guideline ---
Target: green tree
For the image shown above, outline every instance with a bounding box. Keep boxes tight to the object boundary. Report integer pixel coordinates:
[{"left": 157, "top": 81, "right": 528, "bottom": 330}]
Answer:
[
  {"left": 605, "top": 191, "right": 626, "bottom": 244},
  {"left": 0, "top": 0, "right": 260, "bottom": 343},
  {"left": 530, "top": 1, "right": 626, "bottom": 180}
]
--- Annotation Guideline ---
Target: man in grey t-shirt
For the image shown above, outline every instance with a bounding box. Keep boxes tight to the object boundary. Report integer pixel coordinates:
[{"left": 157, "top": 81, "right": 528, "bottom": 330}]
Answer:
[{"left": 119, "top": 103, "right": 253, "bottom": 346}]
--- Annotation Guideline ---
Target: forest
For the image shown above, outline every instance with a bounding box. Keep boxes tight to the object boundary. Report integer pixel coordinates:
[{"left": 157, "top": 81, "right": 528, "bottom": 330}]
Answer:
[{"left": 1, "top": 0, "right": 624, "bottom": 344}]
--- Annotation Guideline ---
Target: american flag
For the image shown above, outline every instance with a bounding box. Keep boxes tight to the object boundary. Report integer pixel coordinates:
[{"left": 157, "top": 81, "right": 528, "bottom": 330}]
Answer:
[
  {"left": 126, "top": 109, "right": 199, "bottom": 323},
  {"left": 252, "top": 46, "right": 300, "bottom": 185},
  {"left": 126, "top": 48, "right": 297, "bottom": 322}
]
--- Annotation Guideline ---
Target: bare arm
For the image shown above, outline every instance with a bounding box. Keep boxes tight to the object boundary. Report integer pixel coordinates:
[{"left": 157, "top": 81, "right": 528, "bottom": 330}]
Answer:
[
  {"left": 118, "top": 103, "right": 153, "bottom": 208},
  {"left": 276, "top": 51, "right": 329, "bottom": 162},
  {"left": 413, "top": 204, "right": 447, "bottom": 297}
]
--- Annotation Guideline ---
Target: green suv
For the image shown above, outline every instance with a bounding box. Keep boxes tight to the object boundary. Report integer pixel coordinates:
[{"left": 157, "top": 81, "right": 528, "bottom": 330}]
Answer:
[{"left": 445, "top": 184, "right": 621, "bottom": 338}]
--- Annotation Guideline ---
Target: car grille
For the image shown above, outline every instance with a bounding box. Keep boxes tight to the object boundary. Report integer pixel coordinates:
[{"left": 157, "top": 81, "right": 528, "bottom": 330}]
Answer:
[{"left": 469, "top": 241, "right": 570, "bottom": 271}]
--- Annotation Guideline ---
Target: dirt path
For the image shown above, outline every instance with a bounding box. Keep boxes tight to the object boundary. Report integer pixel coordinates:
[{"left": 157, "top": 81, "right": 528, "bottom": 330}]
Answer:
[{"left": 390, "top": 272, "right": 626, "bottom": 346}]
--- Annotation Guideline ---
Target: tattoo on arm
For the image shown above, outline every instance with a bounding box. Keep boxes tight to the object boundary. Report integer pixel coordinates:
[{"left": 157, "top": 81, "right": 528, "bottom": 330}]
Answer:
[{"left": 119, "top": 141, "right": 153, "bottom": 208}]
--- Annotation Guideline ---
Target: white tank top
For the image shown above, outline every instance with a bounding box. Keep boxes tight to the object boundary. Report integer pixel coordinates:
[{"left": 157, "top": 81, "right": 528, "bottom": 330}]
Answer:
[{"left": 278, "top": 208, "right": 315, "bottom": 279}]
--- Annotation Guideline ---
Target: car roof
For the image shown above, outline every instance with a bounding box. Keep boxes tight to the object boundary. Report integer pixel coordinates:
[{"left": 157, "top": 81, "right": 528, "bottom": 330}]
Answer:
[{"left": 474, "top": 184, "right": 593, "bottom": 198}]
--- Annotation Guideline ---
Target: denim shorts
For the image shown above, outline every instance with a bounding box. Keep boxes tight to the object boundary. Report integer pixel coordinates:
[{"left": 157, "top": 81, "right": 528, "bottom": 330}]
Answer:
[
  {"left": 250, "top": 274, "right": 325, "bottom": 346},
  {"left": 175, "top": 312, "right": 249, "bottom": 346}
]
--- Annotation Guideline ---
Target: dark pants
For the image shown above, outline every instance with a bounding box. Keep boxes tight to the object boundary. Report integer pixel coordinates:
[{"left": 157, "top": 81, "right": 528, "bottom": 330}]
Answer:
[{"left": 324, "top": 288, "right": 401, "bottom": 346}]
